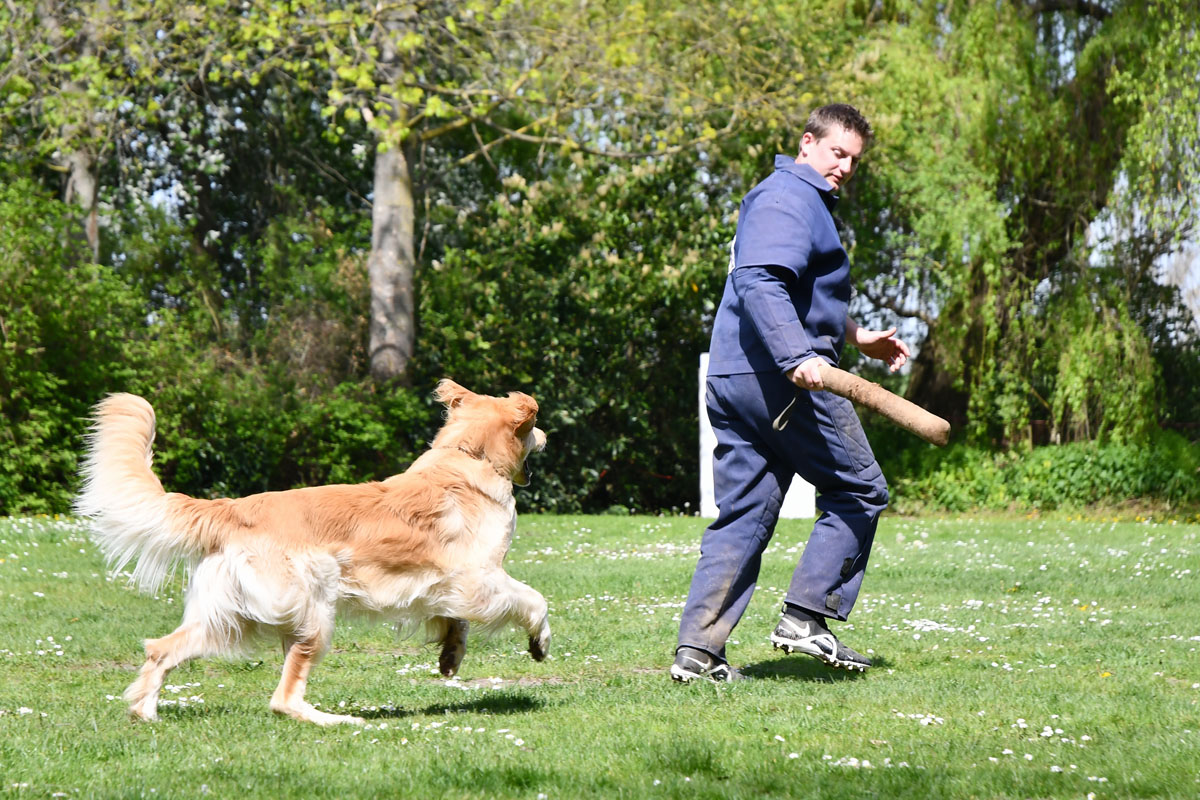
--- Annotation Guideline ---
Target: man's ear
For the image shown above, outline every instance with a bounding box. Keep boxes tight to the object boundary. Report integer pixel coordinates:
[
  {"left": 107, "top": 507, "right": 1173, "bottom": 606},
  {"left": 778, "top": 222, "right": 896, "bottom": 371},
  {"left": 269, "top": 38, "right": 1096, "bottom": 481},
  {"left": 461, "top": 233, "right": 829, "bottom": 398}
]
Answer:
[
  {"left": 800, "top": 130, "right": 824, "bottom": 158},
  {"left": 434, "top": 379, "right": 474, "bottom": 409}
]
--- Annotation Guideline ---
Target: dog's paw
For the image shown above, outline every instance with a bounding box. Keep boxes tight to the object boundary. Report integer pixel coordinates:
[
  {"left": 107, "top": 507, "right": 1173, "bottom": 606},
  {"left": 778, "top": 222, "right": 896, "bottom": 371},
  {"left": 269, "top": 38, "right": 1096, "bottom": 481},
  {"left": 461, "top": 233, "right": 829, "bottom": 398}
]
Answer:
[
  {"left": 528, "top": 623, "right": 550, "bottom": 662},
  {"left": 128, "top": 707, "right": 158, "bottom": 723},
  {"left": 439, "top": 642, "right": 465, "bottom": 677},
  {"left": 272, "top": 701, "right": 365, "bottom": 727}
]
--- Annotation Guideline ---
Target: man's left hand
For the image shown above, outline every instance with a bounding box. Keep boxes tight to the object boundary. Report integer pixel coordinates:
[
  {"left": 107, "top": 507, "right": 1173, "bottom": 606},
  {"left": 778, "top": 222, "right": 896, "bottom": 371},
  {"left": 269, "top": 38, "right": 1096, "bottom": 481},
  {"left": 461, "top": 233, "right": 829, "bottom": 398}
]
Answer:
[{"left": 853, "top": 326, "right": 910, "bottom": 372}]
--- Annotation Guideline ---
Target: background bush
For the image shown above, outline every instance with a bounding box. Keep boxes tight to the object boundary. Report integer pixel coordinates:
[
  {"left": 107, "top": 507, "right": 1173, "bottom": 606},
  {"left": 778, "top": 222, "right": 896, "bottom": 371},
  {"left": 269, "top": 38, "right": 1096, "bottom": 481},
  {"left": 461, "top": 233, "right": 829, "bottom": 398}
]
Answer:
[
  {"left": 0, "top": 179, "right": 150, "bottom": 513},
  {"left": 3, "top": 167, "right": 1199, "bottom": 517},
  {"left": 412, "top": 157, "right": 731, "bottom": 513},
  {"left": 0, "top": 177, "right": 440, "bottom": 514},
  {"left": 875, "top": 425, "right": 1200, "bottom": 513}
]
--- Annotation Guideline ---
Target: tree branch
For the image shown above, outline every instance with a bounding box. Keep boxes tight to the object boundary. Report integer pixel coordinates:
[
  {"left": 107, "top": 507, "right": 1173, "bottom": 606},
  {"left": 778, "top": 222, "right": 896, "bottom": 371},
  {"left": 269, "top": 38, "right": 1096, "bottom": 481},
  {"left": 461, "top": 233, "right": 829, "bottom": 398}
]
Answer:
[
  {"left": 1027, "top": 0, "right": 1112, "bottom": 22},
  {"left": 860, "top": 285, "right": 937, "bottom": 327},
  {"left": 459, "top": 111, "right": 739, "bottom": 163}
]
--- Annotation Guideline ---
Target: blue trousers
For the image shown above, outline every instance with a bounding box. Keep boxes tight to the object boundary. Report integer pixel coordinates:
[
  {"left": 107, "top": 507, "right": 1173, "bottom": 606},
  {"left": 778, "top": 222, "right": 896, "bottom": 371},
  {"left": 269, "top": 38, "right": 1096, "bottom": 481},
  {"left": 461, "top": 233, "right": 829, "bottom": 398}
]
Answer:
[{"left": 678, "top": 371, "right": 888, "bottom": 659}]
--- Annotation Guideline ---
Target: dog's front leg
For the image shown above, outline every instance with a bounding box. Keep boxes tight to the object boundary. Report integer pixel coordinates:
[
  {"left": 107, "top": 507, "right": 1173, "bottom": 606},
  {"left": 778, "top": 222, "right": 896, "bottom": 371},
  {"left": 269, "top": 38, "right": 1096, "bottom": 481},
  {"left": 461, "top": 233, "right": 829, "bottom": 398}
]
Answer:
[
  {"left": 527, "top": 614, "right": 550, "bottom": 662},
  {"left": 499, "top": 573, "right": 550, "bottom": 662},
  {"left": 454, "top": 571, "right": 550, "bottom": 663}
]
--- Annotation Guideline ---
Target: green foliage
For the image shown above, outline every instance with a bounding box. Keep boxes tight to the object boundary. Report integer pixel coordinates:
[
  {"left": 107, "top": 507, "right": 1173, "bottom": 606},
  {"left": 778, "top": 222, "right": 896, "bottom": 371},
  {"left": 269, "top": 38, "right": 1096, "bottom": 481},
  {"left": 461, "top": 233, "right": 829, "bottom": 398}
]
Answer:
[
  {"left": 1108, "top": 0, "right": 1200, "bottom": 244},
  {"left": 147, "top": 372, "right": 434, "bottom": 500},
  {"left": 1156, "top": 342, "right": 1200, "bottom": 431},
  {"left": 843, "top": 0, "right": 1199, "bottom": 445},
  {"left": 0, "top": 178, "right": 147, "bottom": 513},
  {"left": 2, "top": 0, "right": 1198, "bottom": 516},
  {"left": 878, "top": 427, "right": 1200, "bottom": 513},
  {"left": 1048, "top": 291, "right": 1158, "bottom": 444},
  {"left": 0, "top": 173, "right": 433, "bottom": 513},
  {"left": 415, "top": 156, "right": 732, "bottom": 513},
  {"left": 108, "top": 203, "right": 435, "bottom": 500}
]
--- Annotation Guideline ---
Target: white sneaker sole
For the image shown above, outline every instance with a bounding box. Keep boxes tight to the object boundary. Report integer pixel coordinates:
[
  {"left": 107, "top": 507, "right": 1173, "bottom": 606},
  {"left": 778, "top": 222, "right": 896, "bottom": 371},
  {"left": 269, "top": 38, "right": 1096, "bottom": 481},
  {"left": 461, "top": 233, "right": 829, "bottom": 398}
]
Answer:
[
  {"left": 670, "top": 660, "right": 739, "bottom": 683},
  {"left": 669, "top": 663, "right": 704, "bottom": 682},
  {"left": 770, "top": 631, "right": 869, "bottom": 672}
]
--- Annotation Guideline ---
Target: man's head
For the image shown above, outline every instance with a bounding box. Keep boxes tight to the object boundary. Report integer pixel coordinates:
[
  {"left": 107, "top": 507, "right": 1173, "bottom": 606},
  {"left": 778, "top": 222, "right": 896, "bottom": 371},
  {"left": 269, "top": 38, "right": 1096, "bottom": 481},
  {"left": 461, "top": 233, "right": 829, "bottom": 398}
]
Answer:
[{"left": 796, "top": 103, "right": 872, "bottom": 191}]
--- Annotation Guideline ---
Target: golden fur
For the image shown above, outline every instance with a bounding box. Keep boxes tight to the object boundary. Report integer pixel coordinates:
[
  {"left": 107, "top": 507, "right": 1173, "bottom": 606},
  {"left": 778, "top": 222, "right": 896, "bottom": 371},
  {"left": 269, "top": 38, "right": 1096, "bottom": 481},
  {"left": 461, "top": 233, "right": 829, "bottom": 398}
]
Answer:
[{"left": 75, "top": 379, "right": 549, "bottom": 726}]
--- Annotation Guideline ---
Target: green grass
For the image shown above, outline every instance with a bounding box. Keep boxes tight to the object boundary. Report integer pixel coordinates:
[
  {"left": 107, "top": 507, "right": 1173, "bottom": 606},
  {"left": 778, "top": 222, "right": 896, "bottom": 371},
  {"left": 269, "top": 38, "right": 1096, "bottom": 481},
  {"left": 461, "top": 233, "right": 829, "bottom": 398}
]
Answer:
[{"left": 1, "top": 513, "right": 1198, "bottom": 798}]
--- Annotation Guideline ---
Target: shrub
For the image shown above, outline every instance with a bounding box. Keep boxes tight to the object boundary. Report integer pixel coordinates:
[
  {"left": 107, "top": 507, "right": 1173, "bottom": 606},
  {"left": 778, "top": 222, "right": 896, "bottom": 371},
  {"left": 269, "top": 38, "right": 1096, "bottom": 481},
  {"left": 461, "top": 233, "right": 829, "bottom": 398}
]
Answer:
[
  {"left": 0, "top": 180, "right": 435, "bottom": 512},
  {"left": 0, "top": 179, "right": 150, "bottom": 513},
  {"left": 879, "top": 426, "right": 1200, "bottom": 513},
  {"left": 146, "top": 371, "right": 434, "bottom": 499}
]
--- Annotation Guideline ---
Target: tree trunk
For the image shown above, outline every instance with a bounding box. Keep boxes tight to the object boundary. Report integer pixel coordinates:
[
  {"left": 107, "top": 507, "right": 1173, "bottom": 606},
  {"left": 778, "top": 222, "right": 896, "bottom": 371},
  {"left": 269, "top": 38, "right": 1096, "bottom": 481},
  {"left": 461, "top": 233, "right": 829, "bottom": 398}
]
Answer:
[
  {"left": 62, "top": 148, "right": 100, "bottom": 262},
  {"left": 367, "top": 138, "right": 416, "bottom": 383},
  {"left": 905, "top": 322, "right": 970, "bottom": 431},
  {"left": 40, "top": 0, "right": 103, "bottom": 263},
  {"left": 365, "top": 4, "right": 420, "bottom": 384}
]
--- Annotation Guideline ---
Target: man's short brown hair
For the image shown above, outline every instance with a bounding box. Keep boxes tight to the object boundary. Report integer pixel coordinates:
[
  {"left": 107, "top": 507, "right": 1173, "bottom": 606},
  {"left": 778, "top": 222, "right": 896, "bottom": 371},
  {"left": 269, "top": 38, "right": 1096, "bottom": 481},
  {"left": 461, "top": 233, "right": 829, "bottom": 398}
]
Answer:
[{"left": 804, "top": 103, "right": 873, "bottom": 143}]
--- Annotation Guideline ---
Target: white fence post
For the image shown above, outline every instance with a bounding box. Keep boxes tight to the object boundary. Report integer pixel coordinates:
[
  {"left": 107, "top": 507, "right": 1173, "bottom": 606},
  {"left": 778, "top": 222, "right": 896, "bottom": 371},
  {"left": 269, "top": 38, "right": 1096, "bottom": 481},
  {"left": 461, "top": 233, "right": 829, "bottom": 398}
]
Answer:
[{"left": 699, "top": 353, "right": 815, "bottom": 519}]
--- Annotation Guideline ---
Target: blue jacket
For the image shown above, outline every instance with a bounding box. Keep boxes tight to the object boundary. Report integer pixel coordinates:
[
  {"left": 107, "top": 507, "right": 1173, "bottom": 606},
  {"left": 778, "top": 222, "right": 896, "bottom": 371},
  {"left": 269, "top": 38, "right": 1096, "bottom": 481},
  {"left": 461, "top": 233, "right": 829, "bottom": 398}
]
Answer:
[{"left": 707, "top": 156, "right": 851, "bottom": 376}]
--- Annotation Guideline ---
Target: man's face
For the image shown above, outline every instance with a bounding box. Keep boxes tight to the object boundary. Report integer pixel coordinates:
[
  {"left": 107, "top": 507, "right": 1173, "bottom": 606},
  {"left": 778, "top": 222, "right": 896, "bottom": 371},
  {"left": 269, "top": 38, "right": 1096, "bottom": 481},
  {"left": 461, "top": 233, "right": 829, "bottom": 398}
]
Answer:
[{"left": 796, "top": 126, "right": 865, "bottom": 191}]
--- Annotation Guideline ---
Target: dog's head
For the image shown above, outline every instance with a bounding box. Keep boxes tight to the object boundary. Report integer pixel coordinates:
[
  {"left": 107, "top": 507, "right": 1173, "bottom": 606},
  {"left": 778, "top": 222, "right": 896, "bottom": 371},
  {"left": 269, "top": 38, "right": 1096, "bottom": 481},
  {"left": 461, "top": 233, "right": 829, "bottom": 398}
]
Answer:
[{"left": 432, "top": 379, "right": 546, "bottom": 486}]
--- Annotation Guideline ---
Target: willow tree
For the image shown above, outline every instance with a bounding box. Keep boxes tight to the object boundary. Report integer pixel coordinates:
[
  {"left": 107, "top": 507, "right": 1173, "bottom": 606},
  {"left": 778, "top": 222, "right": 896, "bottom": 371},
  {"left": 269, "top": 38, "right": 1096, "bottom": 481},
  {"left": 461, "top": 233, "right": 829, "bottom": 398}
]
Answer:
[{"left": 837, "top": 0, "right": 1199, "bottom": 445}]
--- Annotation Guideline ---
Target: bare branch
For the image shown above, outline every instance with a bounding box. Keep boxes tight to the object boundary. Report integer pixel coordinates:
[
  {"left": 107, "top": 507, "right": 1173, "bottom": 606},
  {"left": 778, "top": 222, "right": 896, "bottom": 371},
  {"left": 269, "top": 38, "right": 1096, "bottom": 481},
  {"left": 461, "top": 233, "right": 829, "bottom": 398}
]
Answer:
[
  {"left": 860, "top": 285, "right": 937, "bottom": 327},
  {"left": 468, "top": 122, "right": 498, "bottom": 173},
  {"left": 292, "top": 150, "right": 371, "bottom": 208},
  {"left": 459, "top": 111, "right": 740, "bottom": 163},
  {"left": 1026, "top": 0, "right": 1112, "bottom": 22}
]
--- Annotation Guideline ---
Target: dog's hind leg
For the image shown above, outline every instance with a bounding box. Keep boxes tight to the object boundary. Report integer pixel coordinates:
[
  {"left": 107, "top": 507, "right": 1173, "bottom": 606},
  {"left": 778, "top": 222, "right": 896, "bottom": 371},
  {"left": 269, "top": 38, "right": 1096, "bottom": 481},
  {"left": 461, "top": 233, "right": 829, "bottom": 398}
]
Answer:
[
  {"left": 124, "top": 623, "right": 216, "bottom": 722},
  {"left": 428, "top": 617, "right": 469, "bottom": 677},
  {"left": 123, "top": 553, "right": 251, "bottom": 722},
  {"left": 269, "top": 633, "right": 363, "bottom": 726}
]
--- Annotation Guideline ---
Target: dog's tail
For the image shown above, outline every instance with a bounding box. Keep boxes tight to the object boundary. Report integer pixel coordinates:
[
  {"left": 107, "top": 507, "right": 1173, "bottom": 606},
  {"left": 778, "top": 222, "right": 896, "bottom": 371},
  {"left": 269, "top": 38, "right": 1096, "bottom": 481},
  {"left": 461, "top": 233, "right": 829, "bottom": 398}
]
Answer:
[{"left": 75, "top": 393, "right": 206, "bottom": 595}]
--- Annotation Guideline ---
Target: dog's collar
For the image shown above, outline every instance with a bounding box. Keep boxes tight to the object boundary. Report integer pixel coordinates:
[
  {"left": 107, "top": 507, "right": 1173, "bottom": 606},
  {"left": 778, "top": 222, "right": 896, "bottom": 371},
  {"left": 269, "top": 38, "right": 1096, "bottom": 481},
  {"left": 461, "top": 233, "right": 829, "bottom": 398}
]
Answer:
[
  {"left": 437, "top": 444, "right": 483, "bottom": 459},
  {"left": 434, "top": 445, "right": 511, "bottom": 481}
]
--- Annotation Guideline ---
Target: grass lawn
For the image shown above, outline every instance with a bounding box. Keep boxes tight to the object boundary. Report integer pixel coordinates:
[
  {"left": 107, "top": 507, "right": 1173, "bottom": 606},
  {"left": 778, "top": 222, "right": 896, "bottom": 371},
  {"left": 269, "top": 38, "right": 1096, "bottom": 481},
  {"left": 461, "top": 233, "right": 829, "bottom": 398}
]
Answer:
[{"left": 1, "top": 512, "right": 1198, "bottom": 798}]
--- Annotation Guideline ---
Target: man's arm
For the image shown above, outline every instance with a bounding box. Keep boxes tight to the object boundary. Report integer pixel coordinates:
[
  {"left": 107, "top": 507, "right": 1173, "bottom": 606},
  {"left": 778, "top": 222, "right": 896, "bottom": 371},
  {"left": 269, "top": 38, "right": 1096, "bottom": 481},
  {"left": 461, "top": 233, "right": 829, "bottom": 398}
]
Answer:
[
  {"left": 733, "top": 189, "right": 824, "bottom": 386},
  {"left": 733, "top": 265, "right": 816, "bottom": 374}
]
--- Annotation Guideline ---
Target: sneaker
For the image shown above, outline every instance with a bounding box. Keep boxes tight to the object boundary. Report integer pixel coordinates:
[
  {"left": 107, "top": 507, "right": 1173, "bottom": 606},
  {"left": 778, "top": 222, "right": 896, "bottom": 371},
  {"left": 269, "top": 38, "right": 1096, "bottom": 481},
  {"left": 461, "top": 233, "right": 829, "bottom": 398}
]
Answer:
[
  {"left": 769, "top": 613, "right": 872, "bottom": 672},
  {"left": 670, "top": 646, "right": 744, "bottom": 683}
]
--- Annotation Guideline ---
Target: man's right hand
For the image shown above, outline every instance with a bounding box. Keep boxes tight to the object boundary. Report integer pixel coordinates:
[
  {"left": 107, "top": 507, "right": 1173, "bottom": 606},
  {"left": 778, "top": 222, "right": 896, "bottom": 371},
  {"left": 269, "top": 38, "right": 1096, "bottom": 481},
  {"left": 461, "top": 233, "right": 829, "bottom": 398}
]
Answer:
[{"left": 787, "top": 357, "right": 825, "bottom": 391}]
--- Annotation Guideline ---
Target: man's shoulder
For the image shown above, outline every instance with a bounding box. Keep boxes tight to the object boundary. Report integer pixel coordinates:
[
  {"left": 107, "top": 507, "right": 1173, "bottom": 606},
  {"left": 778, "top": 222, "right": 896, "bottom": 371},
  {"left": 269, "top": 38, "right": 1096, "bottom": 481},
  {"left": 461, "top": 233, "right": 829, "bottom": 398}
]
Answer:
[{"left": 743, "top": 170, "right": 825, "bottom": 217}]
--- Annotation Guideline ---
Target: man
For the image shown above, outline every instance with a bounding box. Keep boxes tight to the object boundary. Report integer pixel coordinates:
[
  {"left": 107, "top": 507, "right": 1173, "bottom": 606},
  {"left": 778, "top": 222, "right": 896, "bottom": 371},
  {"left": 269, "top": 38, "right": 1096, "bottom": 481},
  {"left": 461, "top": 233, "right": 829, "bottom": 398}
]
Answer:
[{"left": 672, "top": 103, "right": 909, "bottom": 682}]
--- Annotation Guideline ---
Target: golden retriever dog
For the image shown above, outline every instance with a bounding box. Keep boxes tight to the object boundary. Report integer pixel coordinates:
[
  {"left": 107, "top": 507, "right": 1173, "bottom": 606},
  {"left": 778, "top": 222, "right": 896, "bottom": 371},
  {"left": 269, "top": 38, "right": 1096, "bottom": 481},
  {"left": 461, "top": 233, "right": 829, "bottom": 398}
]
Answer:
[{"left": 75, "top": 380, "right": 549, "bottom": 726}]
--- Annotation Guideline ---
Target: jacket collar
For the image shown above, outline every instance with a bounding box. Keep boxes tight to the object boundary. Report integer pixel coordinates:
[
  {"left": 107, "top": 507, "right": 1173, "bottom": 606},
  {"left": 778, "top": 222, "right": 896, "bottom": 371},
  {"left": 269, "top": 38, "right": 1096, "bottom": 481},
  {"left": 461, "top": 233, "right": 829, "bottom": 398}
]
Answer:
[{"left": 774, "top": 154, "right": 839, "bottom": 210}]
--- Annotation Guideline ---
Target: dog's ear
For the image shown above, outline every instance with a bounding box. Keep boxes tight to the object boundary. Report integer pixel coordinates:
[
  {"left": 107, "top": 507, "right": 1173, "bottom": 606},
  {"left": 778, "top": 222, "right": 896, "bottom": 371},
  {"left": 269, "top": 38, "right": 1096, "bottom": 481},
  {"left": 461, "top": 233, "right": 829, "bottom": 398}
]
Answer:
[
  {"left": 434, "top": 379, "right": 474, "bottom": 409},
  {"left": 509, "top": 392, "right": 539, "bottom": 436}
]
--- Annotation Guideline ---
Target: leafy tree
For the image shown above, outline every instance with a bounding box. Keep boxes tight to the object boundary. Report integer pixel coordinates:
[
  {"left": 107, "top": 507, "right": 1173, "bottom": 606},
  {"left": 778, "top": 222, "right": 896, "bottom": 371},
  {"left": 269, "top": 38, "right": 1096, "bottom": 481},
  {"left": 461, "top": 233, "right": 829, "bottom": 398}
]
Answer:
[
  {"left": 3, "top": 0, "right": 1197, "bottom": 516},
  {"left": 1, "top": 1, "right": 116, "bottom": 256},
  {"left": 184, "top": 0, "right": 855, "bottom": 382},
  {"left": 3, "top": 0, "right": 860, "bottom": 385}
]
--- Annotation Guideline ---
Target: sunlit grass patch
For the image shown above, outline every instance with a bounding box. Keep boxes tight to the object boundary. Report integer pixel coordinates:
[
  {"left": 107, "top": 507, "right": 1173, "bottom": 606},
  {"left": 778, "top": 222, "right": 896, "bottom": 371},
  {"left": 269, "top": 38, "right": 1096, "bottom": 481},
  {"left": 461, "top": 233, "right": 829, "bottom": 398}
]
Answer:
[{"left": 1, "top": 513, "right": 1197, "bottom": 798}]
